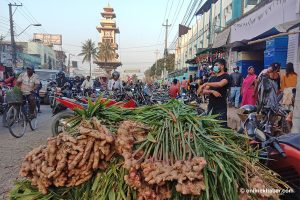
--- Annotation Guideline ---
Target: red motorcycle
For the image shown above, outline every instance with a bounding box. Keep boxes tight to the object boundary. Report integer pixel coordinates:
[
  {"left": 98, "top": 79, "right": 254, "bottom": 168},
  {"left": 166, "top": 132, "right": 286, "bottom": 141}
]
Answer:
[
  {"left": 51, "top": 96, "right": 136, "bottom": 136},
  {"left": 238, "top": 105, "right": 300, "bottom": 199}
]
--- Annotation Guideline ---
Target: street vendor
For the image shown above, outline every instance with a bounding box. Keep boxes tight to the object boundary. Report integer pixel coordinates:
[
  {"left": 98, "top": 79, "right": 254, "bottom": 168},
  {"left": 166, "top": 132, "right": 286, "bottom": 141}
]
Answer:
[
  {"left": 16, "top": 65, "right": 40, "bottom": 118},
  {"left": 199, "top": 58, "right": 230, "bottom": 127}
]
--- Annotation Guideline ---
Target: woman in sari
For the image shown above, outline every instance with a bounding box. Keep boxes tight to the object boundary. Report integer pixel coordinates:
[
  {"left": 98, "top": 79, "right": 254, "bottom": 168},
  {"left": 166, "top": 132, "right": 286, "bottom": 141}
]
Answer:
[{"left": 241, "top": 66, "right": 257, "bottom": 106}]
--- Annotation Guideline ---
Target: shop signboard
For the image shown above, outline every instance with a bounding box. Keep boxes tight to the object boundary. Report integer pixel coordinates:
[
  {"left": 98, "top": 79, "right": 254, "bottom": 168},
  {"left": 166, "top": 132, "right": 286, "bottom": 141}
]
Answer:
[{"left": 231, "top": 0, "right": 299, "bottom": 43}]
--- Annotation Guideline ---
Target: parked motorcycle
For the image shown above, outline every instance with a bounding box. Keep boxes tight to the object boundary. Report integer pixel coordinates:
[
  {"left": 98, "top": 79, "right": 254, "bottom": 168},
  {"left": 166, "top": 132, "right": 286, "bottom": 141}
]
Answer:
[
  {"left": 238, "top": 105, "right": 300, "bottom": 199},
  {"left": 51, "top": 96, "right": 136, "bottom": 136}
]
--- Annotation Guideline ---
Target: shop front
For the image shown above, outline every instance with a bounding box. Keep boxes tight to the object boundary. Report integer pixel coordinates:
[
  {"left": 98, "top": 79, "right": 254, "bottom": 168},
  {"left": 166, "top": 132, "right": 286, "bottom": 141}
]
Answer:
[
  {"left": 194, "top": 47, "right": 228, "bottom": 78},
  {"left": 230, "top": 0, "right": 300, "bottom": 75}
]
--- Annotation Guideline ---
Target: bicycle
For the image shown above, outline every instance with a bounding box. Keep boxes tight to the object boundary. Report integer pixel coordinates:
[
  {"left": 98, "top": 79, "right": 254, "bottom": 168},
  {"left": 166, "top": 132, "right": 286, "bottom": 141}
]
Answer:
[{"left": 6, "top": 93, "right": 38, "bottom": 138}]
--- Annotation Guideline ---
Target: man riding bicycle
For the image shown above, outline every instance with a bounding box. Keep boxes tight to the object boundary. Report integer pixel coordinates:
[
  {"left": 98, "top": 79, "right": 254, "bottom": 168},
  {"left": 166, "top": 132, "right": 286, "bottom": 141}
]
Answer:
[{"left": 16, "top": 65, "right": 40, "bottom": 118}]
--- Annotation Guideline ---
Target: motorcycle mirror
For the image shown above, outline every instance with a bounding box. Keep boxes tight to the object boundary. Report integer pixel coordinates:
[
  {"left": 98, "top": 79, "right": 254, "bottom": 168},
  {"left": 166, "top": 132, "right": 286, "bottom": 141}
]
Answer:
[{"left": 254, "top": 128, "right": 266, "bottom": 142}]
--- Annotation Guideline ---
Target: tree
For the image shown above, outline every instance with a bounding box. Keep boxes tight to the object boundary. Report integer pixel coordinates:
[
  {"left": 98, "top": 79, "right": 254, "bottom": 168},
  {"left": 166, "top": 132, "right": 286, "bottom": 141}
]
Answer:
[
  {"left": 132, "top": 74, "right": 138, "bottom": 82},
  {"left": 78, "top": 39, "right": 98, "bottom": 77},
  {"left": 144, "top": 54, "right": 175, "bottom": 79},
  {"left": 98, "top": 41, "right": 115, "bottom": 70}
]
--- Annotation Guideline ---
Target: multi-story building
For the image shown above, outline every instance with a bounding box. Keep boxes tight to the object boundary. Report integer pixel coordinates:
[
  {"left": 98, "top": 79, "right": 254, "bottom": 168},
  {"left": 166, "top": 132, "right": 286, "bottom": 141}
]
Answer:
[
  {"left": 54, "top": 50, "right": 67, "bottom": 71},
  {"left": 175, "top": 0, "right": 265, "bottom": 71},
  {"left": 17, "top": 41, "right": 57, "bottom": 69},
  {"left": 0, "top": 41, "right": 42, "bottom": 69}
]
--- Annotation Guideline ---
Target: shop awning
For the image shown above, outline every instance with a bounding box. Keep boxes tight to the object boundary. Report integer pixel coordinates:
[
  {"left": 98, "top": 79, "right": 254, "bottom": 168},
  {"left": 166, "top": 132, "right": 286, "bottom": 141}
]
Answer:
[
  {"left": 230, "top": 0, "right": 299, "bottom": 43},
  {"left": 196, "top": 48, "right": 209, "bottom": 56},
  {"left": 275, "top": 19, "right": 300, "bottom": 32},
  {"left": 185, "top": 58, "right": 197, "bottom": 64},
  {"left": 195, "top": 0, "right": 218, "bottom": 16},
  {"left": 212, "top": 28, "right": 230, "bottom": 48}
]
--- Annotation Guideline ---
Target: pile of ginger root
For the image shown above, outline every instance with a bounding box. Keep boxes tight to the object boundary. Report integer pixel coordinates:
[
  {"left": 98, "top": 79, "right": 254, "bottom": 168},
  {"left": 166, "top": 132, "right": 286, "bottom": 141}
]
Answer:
[
  {"left": 116, "top": 121, "right": 207, "bottom": 200},
  {"left": 239, "top": 175, "right": 281, "bottom": 200},
  {"left": 19, "top": 117, "right": 114, "bottom": 194}
]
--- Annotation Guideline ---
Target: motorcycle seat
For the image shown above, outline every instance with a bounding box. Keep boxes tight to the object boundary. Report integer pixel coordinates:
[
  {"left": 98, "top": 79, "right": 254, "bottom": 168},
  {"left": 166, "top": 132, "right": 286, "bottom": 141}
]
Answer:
[{"left": 278, "top": 133, "right": 300, "bottom": 151}]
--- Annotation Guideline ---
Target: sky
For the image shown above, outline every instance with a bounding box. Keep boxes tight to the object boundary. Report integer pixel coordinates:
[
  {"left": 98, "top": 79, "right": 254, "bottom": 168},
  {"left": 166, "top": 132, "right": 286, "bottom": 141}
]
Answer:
[{"left": 0, "top": 0, "right": 196, "bottom": 73}]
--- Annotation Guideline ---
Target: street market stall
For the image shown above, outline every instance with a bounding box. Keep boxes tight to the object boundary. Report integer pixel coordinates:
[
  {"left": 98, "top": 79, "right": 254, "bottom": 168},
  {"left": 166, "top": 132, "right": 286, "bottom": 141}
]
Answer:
[{"left": 10, "top": 98, "right": 289, "bottom": 200}]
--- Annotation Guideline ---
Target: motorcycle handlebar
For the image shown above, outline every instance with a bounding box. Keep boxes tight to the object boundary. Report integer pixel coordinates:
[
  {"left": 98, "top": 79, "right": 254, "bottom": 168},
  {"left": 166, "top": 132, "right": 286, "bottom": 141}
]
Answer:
[{"left": 272, "top": 141, "right": 286, "bottom": 158}]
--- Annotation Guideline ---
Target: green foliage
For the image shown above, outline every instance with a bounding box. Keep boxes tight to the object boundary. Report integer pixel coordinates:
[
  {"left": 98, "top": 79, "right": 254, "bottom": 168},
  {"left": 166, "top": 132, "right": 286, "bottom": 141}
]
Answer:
[
  {"left": 145, "top": 53, "right": 175, "bottom": 78},
  {"left": 78, "top": 39, "right": 98, "bottom": 64},
  {"left": 98, "top": 41, "right": 115, "bottom": 64},
  {"left": 10, "top": 100, "right": 287, "bottom": 200},
  {"left": 130, "top": 100, "right": 288, "bottom": 199}
]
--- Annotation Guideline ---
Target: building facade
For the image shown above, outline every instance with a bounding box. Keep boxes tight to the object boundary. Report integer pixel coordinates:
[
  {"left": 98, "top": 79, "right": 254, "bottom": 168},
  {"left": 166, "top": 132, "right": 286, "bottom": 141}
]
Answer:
[
  {"left": 95, "top": 4, "right": 121, "bottom": 73},
  {"left": 175, "top": 0, "right": 265, "bottom": 72},
  {"left": 17, "top": 41, "right": 57, "bottom": 69}
]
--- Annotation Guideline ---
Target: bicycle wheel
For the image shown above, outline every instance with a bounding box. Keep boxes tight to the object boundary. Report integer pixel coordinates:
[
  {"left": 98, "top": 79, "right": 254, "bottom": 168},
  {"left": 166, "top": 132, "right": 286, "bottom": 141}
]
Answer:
[
  {"left": 7, "top": 106, "right": 27, "bottom": 138},
  {"left": 29, "top": 108, "right": 38, "bottom": 130}
]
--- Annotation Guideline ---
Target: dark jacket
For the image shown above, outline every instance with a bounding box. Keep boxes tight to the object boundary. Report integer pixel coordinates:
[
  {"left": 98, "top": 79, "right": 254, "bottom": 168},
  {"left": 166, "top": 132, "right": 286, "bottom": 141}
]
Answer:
[{"left": 229, "top": 72, "right": 243, "bottom": 87}]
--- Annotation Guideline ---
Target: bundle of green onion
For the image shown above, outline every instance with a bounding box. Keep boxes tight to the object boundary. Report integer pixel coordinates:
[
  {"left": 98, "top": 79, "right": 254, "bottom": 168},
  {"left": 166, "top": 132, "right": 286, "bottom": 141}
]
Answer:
[{"left": 10, "top": 100, "right": 288, "bottom": 200}]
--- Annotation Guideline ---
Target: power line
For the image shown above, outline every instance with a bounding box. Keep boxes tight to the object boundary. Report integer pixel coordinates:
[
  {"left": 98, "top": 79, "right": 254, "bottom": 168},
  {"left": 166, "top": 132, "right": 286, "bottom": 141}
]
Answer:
[
  {"left": 167, "top": 0, "right": 185, "bottom": 41},
  {"left": 166, "top": 0, "right": 175, "bottom": 22},
  {"left": 156, "top": 0, "right": 171, "bottom": 46},
  {"left": 168, "top": 0, "right": 205, "bottom": 50},
  {"left": 9, "top": 0, "right": 48, "bottom": 34}
]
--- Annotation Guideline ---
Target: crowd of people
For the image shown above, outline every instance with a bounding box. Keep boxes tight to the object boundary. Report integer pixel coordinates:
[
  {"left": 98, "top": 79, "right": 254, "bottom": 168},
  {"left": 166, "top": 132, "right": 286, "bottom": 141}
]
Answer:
[
  {"left": 1, "top": 59, "right": 298, "bottom": 129},
  {"left": 166, "top": 58, "right": 298, "bottom": 128}
]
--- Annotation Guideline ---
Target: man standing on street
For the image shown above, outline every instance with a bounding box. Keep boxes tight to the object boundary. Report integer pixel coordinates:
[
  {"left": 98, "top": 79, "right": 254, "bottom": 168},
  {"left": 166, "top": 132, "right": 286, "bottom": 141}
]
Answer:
[
  {"left": 181, "top": 77, "right": 187, "bottom": 93},
  {"left": 199, "top": 59, "right": 230, "bottom": 127},
  {"left": 81, "top": 76, "right": 93, "bottom": 96},
  {"left": 169, "top": 79, "right": 180, "bottom": 99},
  {"left": 229, "top": 66, "right": 243, "bottom": 108}
]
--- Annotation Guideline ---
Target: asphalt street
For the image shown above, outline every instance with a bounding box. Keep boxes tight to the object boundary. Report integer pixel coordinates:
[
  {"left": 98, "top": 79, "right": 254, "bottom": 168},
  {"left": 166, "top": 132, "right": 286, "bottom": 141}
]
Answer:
[{"left": 0, "top": 105, "right": 52, "bottom": 199}]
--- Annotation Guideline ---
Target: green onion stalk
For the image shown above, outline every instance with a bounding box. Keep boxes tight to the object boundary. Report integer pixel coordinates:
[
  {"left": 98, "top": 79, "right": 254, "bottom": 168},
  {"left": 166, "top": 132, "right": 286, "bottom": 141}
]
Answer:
[{"left": 129, "top": 100, "right": 288, "bottom": 200}]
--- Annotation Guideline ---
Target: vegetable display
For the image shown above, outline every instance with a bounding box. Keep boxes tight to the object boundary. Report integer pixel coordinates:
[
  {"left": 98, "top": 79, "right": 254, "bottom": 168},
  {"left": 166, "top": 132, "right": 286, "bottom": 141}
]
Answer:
[
  {"left": 19, "top": 118, "right": 114, "bottom": 194},
  {"left": 10, "top": 99, "right": 289, "bottom": 200}
]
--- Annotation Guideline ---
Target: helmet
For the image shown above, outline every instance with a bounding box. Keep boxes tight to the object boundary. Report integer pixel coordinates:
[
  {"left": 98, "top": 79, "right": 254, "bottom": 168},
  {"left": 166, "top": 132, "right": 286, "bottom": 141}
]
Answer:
[
  {"left": 64, "top": 82, "right": 70, "bottom": 87},
  {"left": 239, "top": 105, "right": 257, "bottom": 114},
  {"left": 112, "top": 71, "right": 120, "bottom": 79},
  {"left": 26, "top": 64, "right": 34, "bottom": 70},
  {"left": 57, "top": 71, "right": 65, "bottom": 78}
]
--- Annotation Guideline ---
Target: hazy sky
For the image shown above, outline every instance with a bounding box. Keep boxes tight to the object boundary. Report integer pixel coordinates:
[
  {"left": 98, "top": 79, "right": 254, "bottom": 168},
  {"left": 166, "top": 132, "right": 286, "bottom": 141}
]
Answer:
[{"left": 0, "top": 0, "right": 194, "bottom": 72}]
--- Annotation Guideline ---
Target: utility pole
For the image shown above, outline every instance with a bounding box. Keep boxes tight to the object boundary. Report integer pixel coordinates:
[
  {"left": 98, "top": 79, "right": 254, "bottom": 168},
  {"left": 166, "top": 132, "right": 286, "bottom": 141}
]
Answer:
[
  {"left": 8, "top": 3, "right": 22, "bottom": 68},
  {"left": 67, "top": 53, "right": 74, "bottom": 74},
  {"left": 154, "top": 49, "right": 159, "bottom": 79},
  {"left": 162, "top": 19, "right": 171, "bottom": 56},
  {"left": 162, "top": 19, "right": 171, "bottom": 78}
]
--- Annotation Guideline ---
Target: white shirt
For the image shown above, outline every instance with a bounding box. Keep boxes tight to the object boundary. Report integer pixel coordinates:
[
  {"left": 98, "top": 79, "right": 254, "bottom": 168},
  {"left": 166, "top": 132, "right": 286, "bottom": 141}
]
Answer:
[
  {"left": 17, "top": 72, "right": 40, "bottom": 95},
  {"left": 108, "top": 79, "right": 123, "bottom": 91},
  {"left": 81, "top": 79, "right": 93, "bottom": 89}
]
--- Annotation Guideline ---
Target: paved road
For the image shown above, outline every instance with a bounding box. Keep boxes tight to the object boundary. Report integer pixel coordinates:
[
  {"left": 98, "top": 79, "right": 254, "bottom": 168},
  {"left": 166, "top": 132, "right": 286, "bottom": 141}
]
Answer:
[{"left": 0, "top": 105, "right": 52, "bottom": 199}]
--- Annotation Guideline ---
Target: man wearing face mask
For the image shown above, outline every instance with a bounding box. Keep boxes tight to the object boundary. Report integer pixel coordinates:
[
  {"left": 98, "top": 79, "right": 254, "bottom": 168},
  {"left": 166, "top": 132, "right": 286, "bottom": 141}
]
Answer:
[
  {"left": 229, "top": 66, "right": 243, "bottom": 108},
  {"left": 199, "top": 58, "right": 230, "bottom": 127}
]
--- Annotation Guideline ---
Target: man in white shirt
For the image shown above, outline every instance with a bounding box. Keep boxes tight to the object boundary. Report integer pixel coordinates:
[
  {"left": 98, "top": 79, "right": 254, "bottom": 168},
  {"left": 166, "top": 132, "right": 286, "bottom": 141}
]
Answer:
[
  {"left": 81, "top": 76, "right": 93, "bottom": 96},
  {"left": 108, "top": 71, "right": 123, "bottom": 92},
  {"left": 16, "top": 65, "right": 40, "bottom": 117}
]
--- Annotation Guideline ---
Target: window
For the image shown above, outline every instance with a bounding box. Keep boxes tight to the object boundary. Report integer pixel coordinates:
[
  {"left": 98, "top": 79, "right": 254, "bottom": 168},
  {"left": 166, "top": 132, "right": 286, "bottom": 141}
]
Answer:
[
  {"left": 246, "top": 0, "right": 258, "bottom": 6},
  {"left": 44, "top": 54, "right": 47, "bottom": 64}
]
